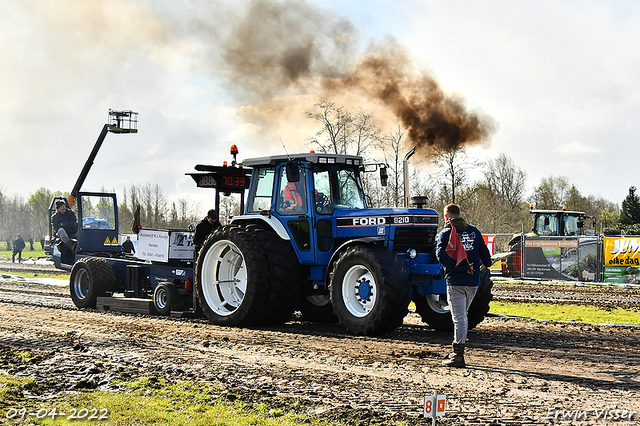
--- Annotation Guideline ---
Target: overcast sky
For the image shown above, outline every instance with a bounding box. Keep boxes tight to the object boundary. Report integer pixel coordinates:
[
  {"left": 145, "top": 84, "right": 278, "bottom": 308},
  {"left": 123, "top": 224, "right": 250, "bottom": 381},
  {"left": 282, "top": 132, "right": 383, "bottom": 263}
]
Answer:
[{"left": 2, "top": 0, "right": 639, "bottom": 212}]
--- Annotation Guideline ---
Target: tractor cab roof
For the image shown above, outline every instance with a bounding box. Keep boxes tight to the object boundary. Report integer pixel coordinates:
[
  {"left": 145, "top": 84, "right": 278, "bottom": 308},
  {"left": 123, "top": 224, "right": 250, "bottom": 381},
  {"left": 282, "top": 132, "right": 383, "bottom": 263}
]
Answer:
[
  {"left": 242, "top": 152, "right": 363, "bottom": 168},
  {"left": 530, "top": 209, "right": 587, "bottom": 216}
]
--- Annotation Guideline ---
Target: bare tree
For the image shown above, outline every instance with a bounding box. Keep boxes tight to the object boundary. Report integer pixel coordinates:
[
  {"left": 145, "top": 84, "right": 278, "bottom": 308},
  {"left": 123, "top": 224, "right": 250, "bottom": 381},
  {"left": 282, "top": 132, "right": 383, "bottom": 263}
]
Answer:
[
  {"left": 378, "top": 125, "right": 405, "bottom": 207},
  {"left": 431, "top": 147, "right": 477, "bottom": 204},
  {"left": 305, "top": 101, "right": 381, "bottom": 157},
  {"left": 219, "top": 194, "right": 241, "bottom": 224},
  {"left": 351, "top": 109, "right": 381, "bottom": 157},
  {"left": 532, "top": 176, "right": 571, "bottom": 209},
  {"left": 306, "top": 101, "right": 351, "bottom": 154},
  {"left": 483, "top": 153, "right": 527, "bottom": 210}
]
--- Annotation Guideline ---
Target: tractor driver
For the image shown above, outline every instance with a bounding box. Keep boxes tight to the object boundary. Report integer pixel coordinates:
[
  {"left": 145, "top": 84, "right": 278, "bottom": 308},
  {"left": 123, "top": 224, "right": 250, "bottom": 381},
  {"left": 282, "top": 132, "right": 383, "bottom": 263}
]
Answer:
[
  {"left": 52, "top": 200, "right": 78, "bottom": 251},
  {"left": 282, "top": 180, "right": 307, "bottom": 214}
]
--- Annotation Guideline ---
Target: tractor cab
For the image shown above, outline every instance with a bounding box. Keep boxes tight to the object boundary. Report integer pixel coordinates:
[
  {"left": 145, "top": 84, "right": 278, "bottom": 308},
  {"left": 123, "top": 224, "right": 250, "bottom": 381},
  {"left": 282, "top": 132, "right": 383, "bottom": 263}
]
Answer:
[
  {"left": 242, "top": 153, "right": 373, "bottom": 266},
  {"left": 531, "top": 208, "right": 595, "bottom": 237},
  {"left": 49, "top": 192, "right": 120, "bottom": 269}
]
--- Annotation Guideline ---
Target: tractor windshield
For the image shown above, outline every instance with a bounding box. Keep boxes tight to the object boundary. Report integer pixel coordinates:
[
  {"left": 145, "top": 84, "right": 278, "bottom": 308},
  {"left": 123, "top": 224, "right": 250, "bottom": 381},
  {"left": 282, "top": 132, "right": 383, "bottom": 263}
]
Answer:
[
  {"left": 337, "top": 169, "right": 365, "bottom": 209},
  {"left": 563, "top": 214, "right": 581, "bottom": 236},
  {"left": 80, "top": 195, "right": 116, "bottom": 230},
  {"left": 247, "top": 167, "right": 275, "bottom": 213},
  {"left": 533, "top": 213, "right": 559, "bottom": 236},
  {"left": 312, "top": 167, "right": 365, "bottom": 214}
]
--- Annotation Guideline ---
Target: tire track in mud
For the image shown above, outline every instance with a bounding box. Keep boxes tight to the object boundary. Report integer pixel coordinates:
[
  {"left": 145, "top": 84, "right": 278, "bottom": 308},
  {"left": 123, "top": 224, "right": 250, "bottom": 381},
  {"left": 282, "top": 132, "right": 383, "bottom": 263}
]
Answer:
[
  {"left": 1, "top": 296, "right": 639, "bottom": 425},
  {"left": 1, "top": 270, "right": 640, "bottom": 424}
]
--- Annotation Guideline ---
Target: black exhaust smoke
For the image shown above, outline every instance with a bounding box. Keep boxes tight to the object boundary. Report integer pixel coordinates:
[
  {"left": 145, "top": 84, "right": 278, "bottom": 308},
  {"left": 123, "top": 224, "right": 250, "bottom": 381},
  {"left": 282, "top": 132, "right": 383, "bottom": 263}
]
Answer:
[{"left": 220, "top": 0, "right": 495, "bottom": 156}]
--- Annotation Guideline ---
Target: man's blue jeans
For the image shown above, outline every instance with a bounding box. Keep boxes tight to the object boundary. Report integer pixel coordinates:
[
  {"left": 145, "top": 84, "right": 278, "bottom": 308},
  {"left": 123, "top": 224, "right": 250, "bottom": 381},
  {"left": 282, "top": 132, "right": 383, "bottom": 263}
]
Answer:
[
  {"left": 446, "top": 285, "right": 478, "bottom": 344},
  {"left": 57, "top": 228, "right": 77, "bottom": 243}
]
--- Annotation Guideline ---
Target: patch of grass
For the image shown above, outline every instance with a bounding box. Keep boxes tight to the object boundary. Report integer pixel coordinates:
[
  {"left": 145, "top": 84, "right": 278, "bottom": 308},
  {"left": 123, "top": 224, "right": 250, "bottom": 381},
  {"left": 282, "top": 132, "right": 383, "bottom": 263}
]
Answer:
[
  {"left": 0, "top": 242, "right": 46, "bottom": 259},
  {"left": 490, "top": 301, "right": 640, "bottom": 325},
  {"left": 11, "top": 350, "right": 35, "bottom": 362},
  {"left": 0, "top": 270, "right": 68, "bottom": 280},
  {"left": 1, "top": 374, "right": 396, "bottom": 426},
  {"left": 0, "top": 374, "right": 37, "bottom": 400},
  {"left": 0, "top": 250, "right": 46, "bottom": 259}
]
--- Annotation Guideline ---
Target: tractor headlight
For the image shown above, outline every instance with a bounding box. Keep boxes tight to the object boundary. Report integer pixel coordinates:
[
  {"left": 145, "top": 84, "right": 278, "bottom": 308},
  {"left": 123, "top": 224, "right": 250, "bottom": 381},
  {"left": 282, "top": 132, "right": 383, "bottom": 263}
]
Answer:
[{"left": 407, "top": 248, "right": 417, "bottom": 259}]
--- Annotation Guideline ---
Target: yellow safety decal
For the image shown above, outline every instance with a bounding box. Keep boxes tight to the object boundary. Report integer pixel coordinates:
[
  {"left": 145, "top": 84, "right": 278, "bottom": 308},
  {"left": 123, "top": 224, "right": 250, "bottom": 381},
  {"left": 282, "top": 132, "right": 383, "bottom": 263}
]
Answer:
[
  {"left": 104, "top": 237, "right": 111, "bottom": 245},
  {"left": 112, "top": 237, "right": 118, "bottom": 245}
]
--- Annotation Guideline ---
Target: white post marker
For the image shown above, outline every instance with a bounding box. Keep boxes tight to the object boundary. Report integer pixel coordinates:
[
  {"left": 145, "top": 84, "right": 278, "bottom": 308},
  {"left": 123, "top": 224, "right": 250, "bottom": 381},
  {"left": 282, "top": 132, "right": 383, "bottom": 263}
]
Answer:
[{"left": 424, "top": 391, "right": 446, "bottom": 425}]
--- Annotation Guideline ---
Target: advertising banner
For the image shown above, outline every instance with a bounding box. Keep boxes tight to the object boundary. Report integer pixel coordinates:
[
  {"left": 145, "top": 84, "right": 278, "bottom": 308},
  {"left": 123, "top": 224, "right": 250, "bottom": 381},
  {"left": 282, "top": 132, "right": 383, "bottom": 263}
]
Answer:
[
  {"left": 603, "top": 237, "right": 640, "bottom": 283},
  {"left": 137, "top": 229, "right": 194, "bottom": 263},
  {"left": 137, "top": 229, "right": 170, "bottom": 262},
  {"left": 168, "top": 231, "right": 195, "bottom": 261},
  {"left": 522, "top": 236, "right": 597, "bottom": 281}
]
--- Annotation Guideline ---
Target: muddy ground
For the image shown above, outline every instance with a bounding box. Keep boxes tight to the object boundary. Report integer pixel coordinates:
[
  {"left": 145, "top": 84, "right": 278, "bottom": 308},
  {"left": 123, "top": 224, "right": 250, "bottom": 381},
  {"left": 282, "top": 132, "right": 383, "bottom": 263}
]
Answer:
[{"left": 0, "top": 262, "right": 639, "bottom": 425}]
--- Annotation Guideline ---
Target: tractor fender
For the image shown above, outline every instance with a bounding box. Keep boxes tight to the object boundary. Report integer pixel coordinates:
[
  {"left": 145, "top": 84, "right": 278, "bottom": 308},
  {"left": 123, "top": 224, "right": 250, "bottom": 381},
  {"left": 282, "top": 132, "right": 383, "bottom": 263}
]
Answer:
[
  {"left": 325, "top": 237, "right": 387, "bottom": 285},
  {"left": 229, "top": 215, "right": 290, "bottom": 241}
]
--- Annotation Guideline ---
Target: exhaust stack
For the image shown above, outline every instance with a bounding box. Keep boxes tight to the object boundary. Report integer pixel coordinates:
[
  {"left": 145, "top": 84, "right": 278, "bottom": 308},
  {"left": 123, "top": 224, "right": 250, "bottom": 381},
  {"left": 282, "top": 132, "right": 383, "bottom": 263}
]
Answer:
[{"left": 403, "top": 147, "right": 415, "bottom": 207}]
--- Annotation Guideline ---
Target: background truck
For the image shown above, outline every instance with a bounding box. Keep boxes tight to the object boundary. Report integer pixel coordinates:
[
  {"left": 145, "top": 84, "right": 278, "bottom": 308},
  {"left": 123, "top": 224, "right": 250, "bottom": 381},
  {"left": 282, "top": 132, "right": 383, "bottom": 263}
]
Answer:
[
  {"left": 54, "top": 111, "right": 493, "bottom": 336},
  {"left": 502, "top": 207, "right": 596, "bottom": 278}
]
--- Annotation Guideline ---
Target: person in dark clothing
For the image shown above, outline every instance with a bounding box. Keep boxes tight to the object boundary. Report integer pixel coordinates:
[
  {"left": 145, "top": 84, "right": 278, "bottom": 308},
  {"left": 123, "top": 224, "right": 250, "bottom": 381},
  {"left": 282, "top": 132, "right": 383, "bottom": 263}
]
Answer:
[
  {"left": 435, "top": 203, "right": 492, "bottom": 368},
  {"left": 51, "top": 200, "right": 78, "bottom": 251},
  {"left": 12, "top": 234, "right": 25, "bottom": 263},
  {"left": 193, "top": 209, "right": 221, "bottom": 261},
  {"left": 122, "top": 235, "right": 135, "bottom": 254}
]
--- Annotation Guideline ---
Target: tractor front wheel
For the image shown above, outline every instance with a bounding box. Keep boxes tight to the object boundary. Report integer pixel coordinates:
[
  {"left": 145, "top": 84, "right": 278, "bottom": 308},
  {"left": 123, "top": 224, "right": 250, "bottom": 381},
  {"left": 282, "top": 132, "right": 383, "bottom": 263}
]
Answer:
[{"left": 330, "top": 245, "right": 410, "bottom": 336}]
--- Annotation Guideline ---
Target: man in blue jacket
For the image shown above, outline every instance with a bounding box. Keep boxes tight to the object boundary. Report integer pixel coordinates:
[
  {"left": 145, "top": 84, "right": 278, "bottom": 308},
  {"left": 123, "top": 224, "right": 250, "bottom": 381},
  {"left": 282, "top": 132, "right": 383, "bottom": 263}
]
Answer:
[
  {"left": 435, "top": 204, "right": 492, "bottom": 367},
  {"left": 52, "top": 200, "right": 78, "bottom": 251}
]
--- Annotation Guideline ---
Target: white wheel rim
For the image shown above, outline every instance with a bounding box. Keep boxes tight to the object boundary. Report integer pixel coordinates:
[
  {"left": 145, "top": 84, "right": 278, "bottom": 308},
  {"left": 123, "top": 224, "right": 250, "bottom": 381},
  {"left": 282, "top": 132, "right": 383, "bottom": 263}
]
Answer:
[
  {"left": 73, "top": 268, "right": 90, "bottom": 299},
  {"left": 341, "top": 265, "right": 377, "bottom": 318},
  {"left": 155, "top": 287, "right": 168, "bottom": 310},
  {"left": 426, "top": 294, "right": 450, "bottom": 314},
  {"left": 200, "top": 239, "right": 247, "bottom": 317}
]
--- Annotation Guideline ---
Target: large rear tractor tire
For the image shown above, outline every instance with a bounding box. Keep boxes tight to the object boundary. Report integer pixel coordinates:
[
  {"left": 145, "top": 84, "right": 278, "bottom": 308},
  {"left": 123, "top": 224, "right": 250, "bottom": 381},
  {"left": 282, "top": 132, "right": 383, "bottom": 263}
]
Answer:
[
  {"left": 195, "top": 226, "right": 271, "bottom": 326},
  {"left": 414, "top": 268, "right": 494, "bottom": 331},
  {"left": 69, "top": 257, "right": 114, "bottom": 309},
  {"left": 245, "top": 224, "right": 305, "bottom": 325},
  {"left": 330, "top": 245, "right": 410, "bottom": 336}
]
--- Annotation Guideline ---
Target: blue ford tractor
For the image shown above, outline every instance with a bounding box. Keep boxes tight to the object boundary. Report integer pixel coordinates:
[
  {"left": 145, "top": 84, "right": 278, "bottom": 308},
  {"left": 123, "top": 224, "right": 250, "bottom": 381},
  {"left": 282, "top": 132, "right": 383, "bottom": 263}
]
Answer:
[
  {"left": 191, "top": 150, "right": 493, "bottom": 336},
  {"left": 52, "top": 109, "right": 491, "bottom": 334}
]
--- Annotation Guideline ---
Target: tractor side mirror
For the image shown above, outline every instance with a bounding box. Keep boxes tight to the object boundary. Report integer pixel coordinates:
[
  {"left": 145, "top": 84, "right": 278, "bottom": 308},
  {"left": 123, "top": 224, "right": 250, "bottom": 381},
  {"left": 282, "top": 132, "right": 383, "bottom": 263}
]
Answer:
[
  {"left": 285, "top": 161, "right": 300, "bottom": 183},
  {"left": 380, "top": 166, "right": 388, "bottom": 187}
]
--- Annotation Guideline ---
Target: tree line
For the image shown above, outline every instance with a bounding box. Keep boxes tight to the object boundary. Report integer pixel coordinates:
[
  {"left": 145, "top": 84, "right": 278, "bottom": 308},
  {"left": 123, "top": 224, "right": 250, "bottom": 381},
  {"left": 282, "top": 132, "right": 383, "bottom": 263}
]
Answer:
[
  {"left": 304, "top": 102, "right": 636, "bottom": 241},
  {"left": 0, "top": 184, "right": 202, "bottom": 250},
  {"left": 3, "top": 101, "right": 640, "bottom": 250}
]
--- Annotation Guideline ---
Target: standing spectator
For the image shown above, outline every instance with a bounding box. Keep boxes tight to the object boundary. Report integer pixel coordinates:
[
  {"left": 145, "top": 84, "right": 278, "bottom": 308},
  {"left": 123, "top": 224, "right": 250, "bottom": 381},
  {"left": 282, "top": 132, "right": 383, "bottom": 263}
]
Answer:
[
  {"left": 435, "top": 203, "right": 492, "bottom": 368},
  {"left": 12, "top": 234, "right": 26, "bottom": 263},
  {"left": 122, "top": 236, "right": 136, "bottom": 255},
  {"left": 51, "top": 200, "right": 78, "bottom": 251},
  {"left": 193, "top": 209, "right": 221, "bottom": 261}
]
